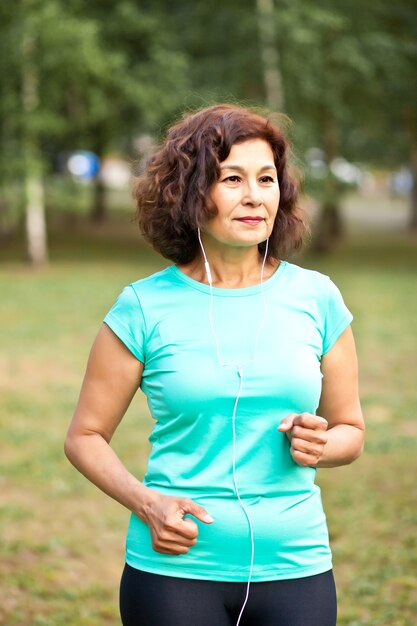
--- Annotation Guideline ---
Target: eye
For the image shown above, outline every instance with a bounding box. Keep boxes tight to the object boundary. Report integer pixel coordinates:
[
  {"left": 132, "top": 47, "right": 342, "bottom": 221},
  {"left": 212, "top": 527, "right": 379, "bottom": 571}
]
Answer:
[
  {"left": 223, "top": 175, "right": 241, "bottom": 183},
  {"left": 259, "top": 175, "right": 276, "bottom": 184}
]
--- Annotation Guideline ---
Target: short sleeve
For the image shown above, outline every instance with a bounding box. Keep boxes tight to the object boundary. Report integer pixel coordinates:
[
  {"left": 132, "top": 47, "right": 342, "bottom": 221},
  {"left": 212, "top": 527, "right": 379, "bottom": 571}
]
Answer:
[
  {"left": 103, "top": 285, "right": 146, "bottom": 363},
  {"left": 322, "top": 278, "right": 353, "bottom": 355}
]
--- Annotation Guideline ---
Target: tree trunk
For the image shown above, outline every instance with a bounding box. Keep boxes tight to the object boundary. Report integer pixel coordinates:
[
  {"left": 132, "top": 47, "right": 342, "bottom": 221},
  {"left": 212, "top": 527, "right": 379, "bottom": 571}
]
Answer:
[
  {"left": 256, "top": 0, "right": 285, "bottom": 111},
  {"left": 24, "top": 169, "right": 48, "bottom": 264},
  {"left": 90, "top": 132, "right": 107, "bottom": 222},
  {"left": 22, "top": 31, "right": 48, "bottom": 265},
  {"left": 313, "top": 200, "right": 343, "bottom": 253},
  {"left": 91, "top": 171, "right": 106, "bottom": 223},
  {"left": 0, "top": 195, "right": 11, "bottom": 240},
  {"left": 410, "top": 150, "right": 417, "bottom": 231},
  {"left": 404, "top": 107, "right": 417, "bottom": 231},
  {"left": 313, "top": 114, "right": 343, "bottom": 252}
]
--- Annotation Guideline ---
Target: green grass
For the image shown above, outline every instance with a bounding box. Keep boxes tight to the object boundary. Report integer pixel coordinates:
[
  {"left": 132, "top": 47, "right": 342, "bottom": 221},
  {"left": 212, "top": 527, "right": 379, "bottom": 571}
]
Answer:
[{"left": 1, "top": 224, "right": 416, "bottom": 625}]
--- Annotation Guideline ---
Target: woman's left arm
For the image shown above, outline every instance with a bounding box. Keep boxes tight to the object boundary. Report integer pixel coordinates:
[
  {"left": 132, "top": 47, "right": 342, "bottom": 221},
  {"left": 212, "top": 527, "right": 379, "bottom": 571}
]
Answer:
[{"left": 279, "top": 326, "right": 365, "bottom": 468}]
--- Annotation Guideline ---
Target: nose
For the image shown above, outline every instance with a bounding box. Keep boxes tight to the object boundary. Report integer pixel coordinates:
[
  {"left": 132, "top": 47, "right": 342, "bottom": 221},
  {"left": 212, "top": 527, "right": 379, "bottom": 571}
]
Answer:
[{"left": 242, "top": 180, "right": 262, "bottom": 206}]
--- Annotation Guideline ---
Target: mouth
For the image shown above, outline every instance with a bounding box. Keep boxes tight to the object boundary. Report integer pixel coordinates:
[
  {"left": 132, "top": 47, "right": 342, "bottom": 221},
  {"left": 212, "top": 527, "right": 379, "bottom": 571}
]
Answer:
[{"left": 235, "top": 216, "right": 265, "bottom": 225}]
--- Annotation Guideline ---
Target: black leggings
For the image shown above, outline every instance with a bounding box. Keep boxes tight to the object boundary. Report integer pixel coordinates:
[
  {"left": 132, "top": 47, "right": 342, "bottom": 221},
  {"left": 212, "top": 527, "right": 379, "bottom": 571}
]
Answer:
[{"left": 120, "top": 564, "right": 337, "bottom": 626}]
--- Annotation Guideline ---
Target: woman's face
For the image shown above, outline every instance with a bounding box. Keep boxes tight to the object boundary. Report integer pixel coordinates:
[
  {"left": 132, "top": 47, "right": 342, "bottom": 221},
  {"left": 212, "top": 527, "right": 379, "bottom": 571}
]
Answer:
[{"left": 205, "top": 138, "right": 280, "bottom": 249}]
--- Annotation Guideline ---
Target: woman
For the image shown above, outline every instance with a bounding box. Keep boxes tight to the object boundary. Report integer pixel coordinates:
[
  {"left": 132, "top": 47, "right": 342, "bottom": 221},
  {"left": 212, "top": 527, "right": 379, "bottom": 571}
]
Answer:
[{"left": 65, "top": 104, "right": 365, "bottom": 626}]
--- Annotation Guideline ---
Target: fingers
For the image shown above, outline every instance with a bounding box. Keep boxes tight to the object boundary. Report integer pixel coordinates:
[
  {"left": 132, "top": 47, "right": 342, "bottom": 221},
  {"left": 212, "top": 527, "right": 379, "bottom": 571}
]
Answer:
[
  {"left": 278, "top": 413, "right": 328, "bottom": 467},
  {"left": 277, "top": 413, "right": 297, "bottom": 432},
  {"left": 291, "top": 425, "right": 328, "bottom": 445},
  {"left": 179, "top": 499, "right": 214, "bottom": 525},
  {"left": 152, "top": 531, "right": 197, "bottom": 555},
  {"left": 151, "top": 513, "right": 196, "bottom": 555},
  {"left": 147, "top": 495, "right": 214, "bottom": 556},
  {"left": 290, "top": 449, "right": 321, "bottom": 467},
  {"left": 291, "top": 434, "right": 327, "bottom": 457},
  {"left": 279, "top": 412, "right": 327, "bottom": 431},
  {"left": 293, "top": 413, "right": 328, "bottom": 431}
]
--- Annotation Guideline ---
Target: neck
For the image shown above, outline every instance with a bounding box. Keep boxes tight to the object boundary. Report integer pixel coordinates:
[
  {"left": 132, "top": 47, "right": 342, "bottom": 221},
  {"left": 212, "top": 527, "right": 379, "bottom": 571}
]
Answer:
[{"left": 181, "top": 237, "right": 276, "bottom": 289}]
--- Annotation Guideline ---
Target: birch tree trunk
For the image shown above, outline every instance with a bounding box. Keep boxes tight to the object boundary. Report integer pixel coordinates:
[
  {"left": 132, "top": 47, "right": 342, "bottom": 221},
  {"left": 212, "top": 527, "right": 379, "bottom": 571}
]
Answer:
[
  {"left": 22, "top": 31, "right": 48, "bottom": 265},
  {"left": 256, "top": 0, "right": 285, "bottom": 111},
  {"left": 24, "top": 170, "right": 47, "bottom": 263}
]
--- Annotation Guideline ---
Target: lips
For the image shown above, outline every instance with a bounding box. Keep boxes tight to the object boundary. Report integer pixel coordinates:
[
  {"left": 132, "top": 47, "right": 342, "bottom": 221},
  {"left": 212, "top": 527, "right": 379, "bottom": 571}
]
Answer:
[{"left": 236, "top": 216, "right": 264, "bottom": 225}]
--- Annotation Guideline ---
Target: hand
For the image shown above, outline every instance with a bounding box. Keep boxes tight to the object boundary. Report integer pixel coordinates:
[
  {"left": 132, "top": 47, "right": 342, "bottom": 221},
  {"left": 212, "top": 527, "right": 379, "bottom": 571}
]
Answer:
[
  {"left": 278, "top": 412, "right": 328, "bottom": 468},
  {"left": 139, "top": 490, "right": 214, "bottom": 555}
]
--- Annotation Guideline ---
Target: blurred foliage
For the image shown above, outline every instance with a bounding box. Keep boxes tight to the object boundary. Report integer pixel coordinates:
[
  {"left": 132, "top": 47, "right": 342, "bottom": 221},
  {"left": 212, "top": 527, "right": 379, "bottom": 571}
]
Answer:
[
  {"left": 0, "top": 0, "right": 188, "bottom": 194},
  {"left": 0, "top": 0, "right": 416, "bottom": 245},
  {"left": 1, "top": 0, "right": 415, "bottom": 168}
]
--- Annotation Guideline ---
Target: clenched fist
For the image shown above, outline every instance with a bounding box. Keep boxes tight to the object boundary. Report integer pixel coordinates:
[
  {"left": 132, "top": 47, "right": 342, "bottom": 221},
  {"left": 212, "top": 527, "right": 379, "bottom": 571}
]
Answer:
[
  {"left": 278, "top": 412, "right": 328, "bottom": 468},
  {"left": 140, "top": 491, "right": 214, "bottom": 555}
]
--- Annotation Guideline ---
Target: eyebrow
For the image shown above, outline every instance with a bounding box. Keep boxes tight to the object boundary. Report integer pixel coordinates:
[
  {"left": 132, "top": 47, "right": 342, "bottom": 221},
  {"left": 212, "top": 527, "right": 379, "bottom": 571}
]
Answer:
[{"left": 220, "top": 164, "right": 277, "bottom": 172}]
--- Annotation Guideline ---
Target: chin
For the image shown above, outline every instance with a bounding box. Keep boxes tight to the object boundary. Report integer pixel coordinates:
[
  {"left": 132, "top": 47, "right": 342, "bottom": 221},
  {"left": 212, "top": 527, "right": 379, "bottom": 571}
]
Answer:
[
  {"left": 234, "top": 230, "right": 268, "bottom": 244},
  {"left": 206, "top": 228, "right": 268, "bottom": 248},
  {"left": 233, "top": 238, "right": 266, "bottom": 248}
]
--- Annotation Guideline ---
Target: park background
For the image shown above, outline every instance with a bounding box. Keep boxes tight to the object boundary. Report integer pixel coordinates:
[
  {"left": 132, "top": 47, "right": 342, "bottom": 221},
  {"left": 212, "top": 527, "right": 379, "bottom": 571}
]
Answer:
[{"left": 0, "top": 1, "right": 416, "bottom": 624}]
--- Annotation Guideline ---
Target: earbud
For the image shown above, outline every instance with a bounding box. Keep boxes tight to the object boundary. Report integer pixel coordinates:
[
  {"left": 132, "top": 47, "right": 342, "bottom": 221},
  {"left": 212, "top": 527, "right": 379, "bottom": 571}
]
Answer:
[
  {"left": 204, "top": 261, "right": 213, "bottom": 286},
  {"left": 197, "top": 227, "right": 213, "bottom": 285}
]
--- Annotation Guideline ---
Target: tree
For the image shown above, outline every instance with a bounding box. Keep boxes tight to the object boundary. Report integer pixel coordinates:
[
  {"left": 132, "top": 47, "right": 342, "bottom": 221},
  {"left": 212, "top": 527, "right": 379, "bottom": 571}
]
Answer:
[
  {"left": 0, "top": 0, "right": 115, "bottom": 262},
  {"left": 69, "top": 0, "right": 190, "bottom": 221},
  {"left": 156, "top": 0, "right": 264, "bottom": 105},
  {"left": 267, "top": 1, "right": 375, "bottom": 248},
  {"left": 256, "top": 0, "right": 285, "bottom": 111},
  {"left": 21, "top": 27, "right": 48, "bottom": 264},
  {"left": 366, "top": 1, "right": 417, "bottom": 230},
  {"left": 0, "top": 0, "right": 190, "bottom": 264}
]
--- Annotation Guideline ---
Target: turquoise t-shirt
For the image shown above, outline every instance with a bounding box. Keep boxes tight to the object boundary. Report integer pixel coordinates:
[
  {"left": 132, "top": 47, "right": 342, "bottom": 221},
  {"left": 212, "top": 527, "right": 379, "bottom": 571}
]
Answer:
[{"left": 103, "top": 260, "right": 353, "bottom": 582}]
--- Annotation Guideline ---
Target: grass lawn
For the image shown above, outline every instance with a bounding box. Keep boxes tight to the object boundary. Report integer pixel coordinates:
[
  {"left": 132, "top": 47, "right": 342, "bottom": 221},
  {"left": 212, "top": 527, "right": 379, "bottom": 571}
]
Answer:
[{"left": 0, "top": 222, "right": 416, "bottom": 625}]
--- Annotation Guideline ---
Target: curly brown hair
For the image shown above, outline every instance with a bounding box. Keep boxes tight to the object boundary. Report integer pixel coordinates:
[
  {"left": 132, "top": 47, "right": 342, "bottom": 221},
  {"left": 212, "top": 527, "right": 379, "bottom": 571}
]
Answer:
[{"left": 134, "top": 104, "right": 308, "bottom": 264}]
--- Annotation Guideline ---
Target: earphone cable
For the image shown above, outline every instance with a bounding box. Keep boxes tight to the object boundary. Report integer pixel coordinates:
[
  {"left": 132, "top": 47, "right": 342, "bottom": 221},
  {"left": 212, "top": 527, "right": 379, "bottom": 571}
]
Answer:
[
  {"left": 232, "top": 367, "right": 254, "bottom": 626},
  {"left": 197, "top": 229, "right": 270, "bottom": 626}
]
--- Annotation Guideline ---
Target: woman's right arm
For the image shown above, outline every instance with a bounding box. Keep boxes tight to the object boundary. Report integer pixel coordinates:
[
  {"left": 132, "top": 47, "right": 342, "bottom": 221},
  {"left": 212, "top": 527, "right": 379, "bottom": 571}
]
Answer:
[{"left": 64, "top": 323, "right": 213, "bottom": 555}]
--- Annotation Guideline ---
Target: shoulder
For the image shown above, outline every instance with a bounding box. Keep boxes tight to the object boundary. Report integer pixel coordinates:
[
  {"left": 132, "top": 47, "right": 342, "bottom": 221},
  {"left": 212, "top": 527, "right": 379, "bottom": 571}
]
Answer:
[
  {"left": 279, "top": 262, "right": 350, "bottom": 321},
  {"left": 281, "top": 261, "right": 332, "bottom": 295},
  {"left": 126, "top": 266, "right": 184, "bottom": 300},
  {"left": 130, "top": 266, "right": 176, "bottom": 292},
  {"left": 126, "top": 265, "right": 193, "bottom": 315},
  {"left": 105, "top": 267, "right": 176, "bottom": 315}
]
